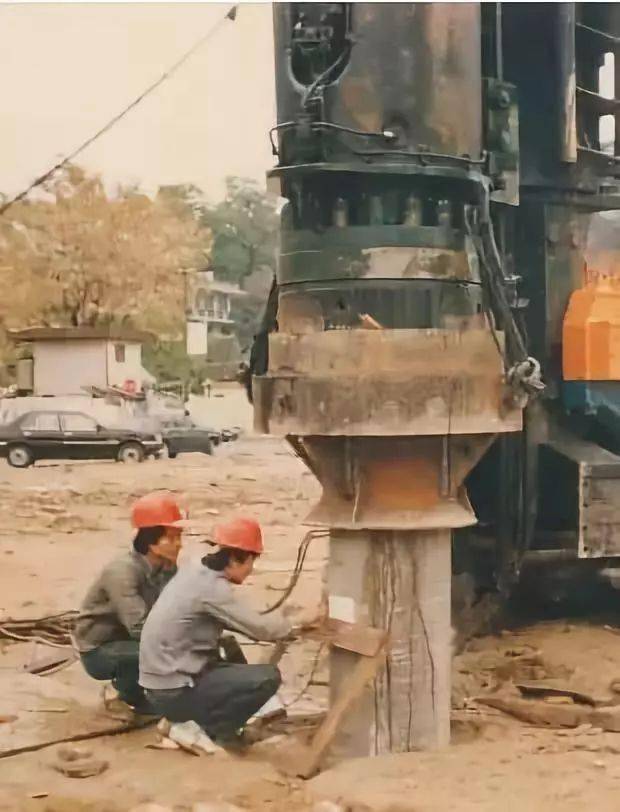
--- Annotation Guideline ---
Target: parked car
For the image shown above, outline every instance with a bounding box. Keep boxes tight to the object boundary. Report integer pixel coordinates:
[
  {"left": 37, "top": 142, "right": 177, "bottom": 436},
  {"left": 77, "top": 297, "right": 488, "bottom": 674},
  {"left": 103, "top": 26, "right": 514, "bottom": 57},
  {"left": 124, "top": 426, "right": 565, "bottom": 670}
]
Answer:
[
  {"left": 161, "top": 416, "right": 220, "bottom": 459},
  {"left": 0, "top": 410, "right": 163, "bottom": 468}
]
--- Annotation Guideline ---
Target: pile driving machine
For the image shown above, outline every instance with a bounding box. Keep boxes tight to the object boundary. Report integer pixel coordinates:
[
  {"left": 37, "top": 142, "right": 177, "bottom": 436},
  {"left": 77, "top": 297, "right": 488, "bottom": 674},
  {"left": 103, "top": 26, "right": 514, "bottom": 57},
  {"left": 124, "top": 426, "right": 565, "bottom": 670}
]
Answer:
[{"left": 251, "top": 3, "right": 620, "bottom": 756}]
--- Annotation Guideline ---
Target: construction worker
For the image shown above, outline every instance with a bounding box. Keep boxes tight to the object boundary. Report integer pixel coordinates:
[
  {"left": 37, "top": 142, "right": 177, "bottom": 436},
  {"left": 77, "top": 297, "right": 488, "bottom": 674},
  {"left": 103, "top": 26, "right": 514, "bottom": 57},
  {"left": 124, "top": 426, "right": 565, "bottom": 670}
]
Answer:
[
  {"left": 73, "top": 492, "right": 186, "bottom": 712},
  {"left": 139, "top": 517, "right": 292, "bottom": 745}
]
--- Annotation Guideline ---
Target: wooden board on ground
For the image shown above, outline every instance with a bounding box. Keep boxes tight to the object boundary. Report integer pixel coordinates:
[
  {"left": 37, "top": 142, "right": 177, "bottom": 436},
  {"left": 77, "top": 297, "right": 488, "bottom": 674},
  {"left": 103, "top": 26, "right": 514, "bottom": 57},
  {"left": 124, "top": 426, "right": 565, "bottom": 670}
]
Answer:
[
  {"left": 278, "top": 628, "right": 387, "bottom": 780},
  {"left": 476, "top": 694, "right": 593, "bottom": 728},
  {"left": 477, "top": 693, "right": 620, "bottom": 732}
]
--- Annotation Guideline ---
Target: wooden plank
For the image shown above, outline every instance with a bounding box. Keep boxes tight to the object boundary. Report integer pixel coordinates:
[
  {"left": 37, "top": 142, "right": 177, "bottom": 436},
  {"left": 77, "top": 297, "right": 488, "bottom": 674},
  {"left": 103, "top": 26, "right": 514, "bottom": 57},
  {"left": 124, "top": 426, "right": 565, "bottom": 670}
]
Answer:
[
  {"left": 475, "top": 695, "right": 592, "bottom": 728},
  {"left": 477, "top": 694, "right": 620, "bottom": 734},
  {"left": 304, "top": 620, "right": 387, "bottom": 657},
  {"left": 278, "top": 648, "right": 385, "bottom": 779},
  {"left": 265, "top": 640, "right": 287, "bottom": 666},
  {"left": 327, "top": 620, "right": 387, "bottom": 656}
]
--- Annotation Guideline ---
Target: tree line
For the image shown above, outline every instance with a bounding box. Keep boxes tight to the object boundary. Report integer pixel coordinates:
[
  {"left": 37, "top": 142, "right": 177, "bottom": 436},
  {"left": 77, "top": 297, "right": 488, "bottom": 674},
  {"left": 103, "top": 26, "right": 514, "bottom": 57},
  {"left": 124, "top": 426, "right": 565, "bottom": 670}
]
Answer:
[{"left": 0, "top": 165, "right": 278, "bottom": 384}]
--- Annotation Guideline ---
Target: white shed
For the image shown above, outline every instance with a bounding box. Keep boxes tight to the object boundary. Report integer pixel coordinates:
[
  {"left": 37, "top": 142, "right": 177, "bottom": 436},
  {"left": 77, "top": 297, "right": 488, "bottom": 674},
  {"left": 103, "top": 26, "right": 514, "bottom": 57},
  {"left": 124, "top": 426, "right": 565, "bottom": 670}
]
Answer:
[{"left": 10, "top": 326, "right": 153, "bottom": 397}]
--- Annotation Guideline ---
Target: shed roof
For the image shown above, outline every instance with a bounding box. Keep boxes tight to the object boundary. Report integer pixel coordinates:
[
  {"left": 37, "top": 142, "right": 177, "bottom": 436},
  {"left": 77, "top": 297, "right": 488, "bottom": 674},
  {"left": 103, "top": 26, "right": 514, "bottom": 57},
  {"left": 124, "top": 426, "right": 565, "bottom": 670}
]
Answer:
[{"left": 9, "top": 326, "right": 154, "bottom": 344}]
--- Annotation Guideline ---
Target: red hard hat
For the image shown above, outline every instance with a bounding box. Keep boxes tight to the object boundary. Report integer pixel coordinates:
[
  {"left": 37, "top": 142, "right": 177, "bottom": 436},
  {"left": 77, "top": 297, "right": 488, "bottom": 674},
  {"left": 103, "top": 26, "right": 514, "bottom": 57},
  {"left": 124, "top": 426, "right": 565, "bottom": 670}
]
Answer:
[
  {"left": 214, "top": 517, "right": 263, "bottom": 554},
  {"left": 131, "top": 492, "right": 188, "bottom": 529}
]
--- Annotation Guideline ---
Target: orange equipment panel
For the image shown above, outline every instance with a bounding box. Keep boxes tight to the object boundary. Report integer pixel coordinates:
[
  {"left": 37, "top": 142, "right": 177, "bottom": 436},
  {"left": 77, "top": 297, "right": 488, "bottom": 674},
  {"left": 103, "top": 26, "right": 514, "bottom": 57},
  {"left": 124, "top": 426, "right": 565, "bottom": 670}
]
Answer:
[{"left": 563, "top": 281, "right": 620, "bottom": 381}]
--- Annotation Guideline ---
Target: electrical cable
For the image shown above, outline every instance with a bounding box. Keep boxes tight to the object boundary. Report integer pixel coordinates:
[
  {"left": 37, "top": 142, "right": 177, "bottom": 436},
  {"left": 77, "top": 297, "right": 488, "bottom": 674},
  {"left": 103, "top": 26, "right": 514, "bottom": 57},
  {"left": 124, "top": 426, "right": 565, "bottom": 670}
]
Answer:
[
  {"left": 0, "top": 611, "right": 78, "bottom": 647},
  {"left": 0, "top": 627, "right": 70, "bottom": 649},
  {"left": 260, "top": 528, "right": 329, "bottom": 615},
  {"left": 269, "top": 121, "right": 296, "bottom": 155},
  {"left": 269, "top": 120, "right": 486, "bottom": 169},
  {"left": 301, "top": 6, "right": 353, "bottom": 112},
  {"left": 465, "top": 186, "right": 544, "bottom": 403},
  {"left": 283, "top": 642, "right": 326, "bottom": 708},
  {"left": 302, "top": 48, "right": 350, "bottom": 110},
  {"left": 310, "top": 122, "right": 395, "bottom": 140},
  {"left": 269, "top": 120, "right": 395, "bottom": 157},
  {"left": 0, "top": 4, "right": 238, "bottom": 217}
]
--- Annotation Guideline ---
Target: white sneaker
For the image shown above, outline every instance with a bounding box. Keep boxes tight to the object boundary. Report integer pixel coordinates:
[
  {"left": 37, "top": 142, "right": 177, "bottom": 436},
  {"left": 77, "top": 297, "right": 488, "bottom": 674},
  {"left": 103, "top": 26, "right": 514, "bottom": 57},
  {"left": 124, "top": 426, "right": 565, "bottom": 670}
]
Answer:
[
  {"left": 251, "top": 695, "right": 286, "bottom": 722},
  {"left": 158, "top": 718, "right": 222, "bottom": 756}
]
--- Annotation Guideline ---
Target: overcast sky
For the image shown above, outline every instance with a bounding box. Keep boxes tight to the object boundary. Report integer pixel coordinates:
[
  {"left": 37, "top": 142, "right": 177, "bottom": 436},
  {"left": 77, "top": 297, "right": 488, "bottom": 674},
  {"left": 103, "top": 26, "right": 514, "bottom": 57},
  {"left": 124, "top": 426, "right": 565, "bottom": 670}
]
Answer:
[{"left": 0, "top": 3, "right": 275, "bottom": 201}]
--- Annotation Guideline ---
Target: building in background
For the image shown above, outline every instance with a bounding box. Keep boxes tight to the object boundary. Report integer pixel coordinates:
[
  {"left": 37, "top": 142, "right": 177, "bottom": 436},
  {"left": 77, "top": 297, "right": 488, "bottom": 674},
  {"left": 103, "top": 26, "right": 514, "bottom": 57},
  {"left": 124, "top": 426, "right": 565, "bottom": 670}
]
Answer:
[
  {"left": 186, "top": 268, "right": 247, "bottom": 380},
  {"left": 9, "top": 326, "right": 153, "bottom": 397}
]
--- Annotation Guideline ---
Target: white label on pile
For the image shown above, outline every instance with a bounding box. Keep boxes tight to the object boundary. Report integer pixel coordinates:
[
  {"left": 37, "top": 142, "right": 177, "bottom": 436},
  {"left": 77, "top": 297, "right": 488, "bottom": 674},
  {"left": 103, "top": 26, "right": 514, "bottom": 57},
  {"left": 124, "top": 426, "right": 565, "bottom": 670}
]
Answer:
[{"left": 328, "top": 595, "right": 356, "bottom": 623}]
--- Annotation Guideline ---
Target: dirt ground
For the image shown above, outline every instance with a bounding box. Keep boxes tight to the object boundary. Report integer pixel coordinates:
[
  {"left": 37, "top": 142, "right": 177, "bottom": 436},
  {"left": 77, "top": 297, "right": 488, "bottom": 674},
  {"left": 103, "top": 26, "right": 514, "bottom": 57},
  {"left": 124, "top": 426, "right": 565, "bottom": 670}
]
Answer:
[{"left": 2, "top": 386, "right": 620, "bottom": 811}]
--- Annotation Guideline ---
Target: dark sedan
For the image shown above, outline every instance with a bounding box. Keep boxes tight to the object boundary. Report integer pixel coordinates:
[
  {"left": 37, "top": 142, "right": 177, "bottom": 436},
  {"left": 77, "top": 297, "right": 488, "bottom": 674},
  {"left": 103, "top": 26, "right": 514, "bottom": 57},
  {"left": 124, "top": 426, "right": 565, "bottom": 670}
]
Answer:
[
  {"left": 0, "top": 410, "right": 163, "bottom": 468},
  {"left": 161, "top": 416, "right": 222, "bottom": 459}
]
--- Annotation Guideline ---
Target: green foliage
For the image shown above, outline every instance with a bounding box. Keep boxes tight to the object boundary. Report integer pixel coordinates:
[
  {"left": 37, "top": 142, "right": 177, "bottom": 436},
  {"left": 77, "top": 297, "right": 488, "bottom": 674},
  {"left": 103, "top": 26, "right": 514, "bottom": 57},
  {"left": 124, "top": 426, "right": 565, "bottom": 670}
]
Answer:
[
  {"left": 159, "top": 177, "right": 279, "bottom": 358},
  {"left": 230, "top": 294, "right": 266, "bottom": 354},
  {"left": 142, "top": 340, "right": 207, "bottom": 396},
  {"left": 198, "top": 176, "right": 279, "bottom": 284}
]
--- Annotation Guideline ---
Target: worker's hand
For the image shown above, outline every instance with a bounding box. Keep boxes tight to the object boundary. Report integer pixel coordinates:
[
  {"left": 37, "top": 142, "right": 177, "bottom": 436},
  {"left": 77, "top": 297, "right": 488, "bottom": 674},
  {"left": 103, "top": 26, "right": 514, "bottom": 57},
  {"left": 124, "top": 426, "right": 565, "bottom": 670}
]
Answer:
[
  {"left": 283, "top": 604, "right": 324, "bottom": 628},
  {"left": 290, "top": 613, "right": 325, "bottom": 639}
]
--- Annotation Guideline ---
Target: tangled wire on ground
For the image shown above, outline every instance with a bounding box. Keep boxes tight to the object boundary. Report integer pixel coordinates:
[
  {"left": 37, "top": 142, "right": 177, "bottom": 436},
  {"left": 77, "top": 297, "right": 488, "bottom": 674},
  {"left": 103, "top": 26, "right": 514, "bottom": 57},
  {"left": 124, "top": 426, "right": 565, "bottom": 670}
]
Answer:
[{"left": 0, "top": 611, "right": 77, "bottom": 648}]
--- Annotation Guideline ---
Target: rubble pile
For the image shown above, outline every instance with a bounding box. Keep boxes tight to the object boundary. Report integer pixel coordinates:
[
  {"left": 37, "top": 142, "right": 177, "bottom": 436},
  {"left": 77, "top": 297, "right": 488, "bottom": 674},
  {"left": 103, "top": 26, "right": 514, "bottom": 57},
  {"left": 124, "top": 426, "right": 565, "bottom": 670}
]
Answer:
[{"left": 452, "top": 640, "right": 573, "bottom": 708}]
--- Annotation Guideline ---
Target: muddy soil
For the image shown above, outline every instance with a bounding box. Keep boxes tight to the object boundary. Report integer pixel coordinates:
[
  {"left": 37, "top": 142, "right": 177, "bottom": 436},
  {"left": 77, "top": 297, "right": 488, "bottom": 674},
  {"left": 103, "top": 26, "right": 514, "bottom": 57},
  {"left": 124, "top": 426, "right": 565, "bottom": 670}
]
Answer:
[{"left": 2, "top": 386, "right": 620, "bottom": 811}]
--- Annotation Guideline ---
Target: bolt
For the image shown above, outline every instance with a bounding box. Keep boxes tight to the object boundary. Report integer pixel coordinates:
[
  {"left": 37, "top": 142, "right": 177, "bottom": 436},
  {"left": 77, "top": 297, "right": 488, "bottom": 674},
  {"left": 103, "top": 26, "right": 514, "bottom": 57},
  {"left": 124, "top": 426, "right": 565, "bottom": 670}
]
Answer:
[{"left": 496, "top": 89, "right": 511, "bottom": 109}]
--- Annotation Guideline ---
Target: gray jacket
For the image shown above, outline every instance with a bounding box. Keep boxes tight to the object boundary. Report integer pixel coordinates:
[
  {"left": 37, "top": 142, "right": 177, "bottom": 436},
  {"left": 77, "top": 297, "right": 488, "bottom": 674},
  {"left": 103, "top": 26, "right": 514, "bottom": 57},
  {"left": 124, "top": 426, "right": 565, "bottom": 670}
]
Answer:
[
  {"left": 74, "top": 550, "right": 175, "bottom": 652},
  {"left": 139, "top": 561, "right": 292, "bottom": 690}
]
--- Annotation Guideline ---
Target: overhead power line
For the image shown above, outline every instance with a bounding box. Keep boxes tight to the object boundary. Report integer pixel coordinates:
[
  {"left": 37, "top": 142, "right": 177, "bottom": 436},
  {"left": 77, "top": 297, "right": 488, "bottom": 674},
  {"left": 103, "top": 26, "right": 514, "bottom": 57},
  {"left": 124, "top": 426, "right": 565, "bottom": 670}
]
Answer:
[{"left": 0, "top": 4, "right": 238, "bottom": 216}]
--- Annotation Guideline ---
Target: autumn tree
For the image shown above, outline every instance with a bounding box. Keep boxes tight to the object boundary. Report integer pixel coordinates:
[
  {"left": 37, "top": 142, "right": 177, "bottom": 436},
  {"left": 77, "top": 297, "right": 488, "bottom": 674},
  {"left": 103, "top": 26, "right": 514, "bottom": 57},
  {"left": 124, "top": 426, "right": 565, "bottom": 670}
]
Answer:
[{"left": 0, "top": 165, "right": 211, "bottom": 342}]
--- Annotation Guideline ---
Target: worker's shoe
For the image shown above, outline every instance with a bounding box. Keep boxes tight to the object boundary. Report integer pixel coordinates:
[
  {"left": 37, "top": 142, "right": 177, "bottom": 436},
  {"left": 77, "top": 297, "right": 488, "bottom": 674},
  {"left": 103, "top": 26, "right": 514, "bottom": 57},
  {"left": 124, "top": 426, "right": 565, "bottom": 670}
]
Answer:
[
  {"left": 101, "top": 685, "right": 134, "bottom": 721},
  {"left": 158, "top": 718, "right": 224, "bottom": 756},
  {"left": 251, "top": 694, "right": 286, "bottom": 725},
  {"left": 102, "top": 684, "right": 158, "bottom": 720}
]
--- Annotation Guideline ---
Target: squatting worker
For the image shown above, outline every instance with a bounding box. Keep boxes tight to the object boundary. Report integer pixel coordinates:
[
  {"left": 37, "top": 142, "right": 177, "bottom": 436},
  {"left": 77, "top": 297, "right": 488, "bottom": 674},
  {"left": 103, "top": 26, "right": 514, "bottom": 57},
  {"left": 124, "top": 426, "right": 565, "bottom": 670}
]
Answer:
[
  {"left": 139, "top": 517, "right": 292, "bottom": 744},
  {"left": 73, "top": 492, "right": 186, "bottom": 712}
]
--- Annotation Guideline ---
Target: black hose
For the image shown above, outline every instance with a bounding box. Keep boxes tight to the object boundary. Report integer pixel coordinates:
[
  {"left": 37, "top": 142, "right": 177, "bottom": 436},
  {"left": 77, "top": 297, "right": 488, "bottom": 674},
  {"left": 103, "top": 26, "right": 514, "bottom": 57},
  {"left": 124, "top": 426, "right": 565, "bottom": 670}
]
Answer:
[
  {"left": 301, "top": 43, "right": 352, "bottom": 110},
  {"left": 261, "top": 529, "right": 328, "bottom": 614},
  {"left": 465, "top": 188, "right": 544, "bottom": 400},
  {"left": 310, "top": 121, "right": 394, "bottom": 140}
]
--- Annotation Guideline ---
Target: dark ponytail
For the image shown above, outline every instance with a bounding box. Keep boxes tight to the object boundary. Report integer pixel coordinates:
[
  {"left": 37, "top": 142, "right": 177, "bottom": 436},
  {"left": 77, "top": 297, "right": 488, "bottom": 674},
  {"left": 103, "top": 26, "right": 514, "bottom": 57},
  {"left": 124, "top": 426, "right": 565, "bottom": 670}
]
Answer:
[{"left": 204, "top": 546, "right": 255, "bottom": 571}]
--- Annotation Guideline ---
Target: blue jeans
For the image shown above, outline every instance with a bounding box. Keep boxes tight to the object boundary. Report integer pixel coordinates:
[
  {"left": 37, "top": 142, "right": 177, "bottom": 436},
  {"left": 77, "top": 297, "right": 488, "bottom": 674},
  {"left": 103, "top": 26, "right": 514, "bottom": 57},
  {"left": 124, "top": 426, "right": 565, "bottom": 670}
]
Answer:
[{"left": 80, "top": 640, "right": 145, "bottom": 708}]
